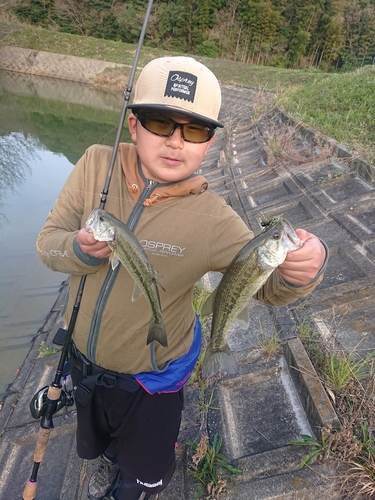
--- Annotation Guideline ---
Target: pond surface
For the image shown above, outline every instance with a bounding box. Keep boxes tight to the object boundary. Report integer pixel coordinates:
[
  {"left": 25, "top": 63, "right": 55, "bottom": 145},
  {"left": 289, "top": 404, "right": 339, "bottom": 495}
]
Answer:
[{"left": 0, "top": 71, "right": 131, "bottom": 398}]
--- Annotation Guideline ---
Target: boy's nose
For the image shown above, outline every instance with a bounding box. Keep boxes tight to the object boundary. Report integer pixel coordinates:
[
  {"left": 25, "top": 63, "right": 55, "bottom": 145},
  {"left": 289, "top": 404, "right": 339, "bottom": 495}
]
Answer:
[{"left": 166, "top": 126, "right": 184, "bottom": 146}]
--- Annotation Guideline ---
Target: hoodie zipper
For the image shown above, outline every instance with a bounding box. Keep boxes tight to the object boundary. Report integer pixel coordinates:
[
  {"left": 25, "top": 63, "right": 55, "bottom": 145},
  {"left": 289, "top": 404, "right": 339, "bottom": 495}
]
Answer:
[
  {"left": 127, "top": 179, "right": 157, "bottom": 231},
  {"left": 86, "top": 178, "right": 158, "bottom": 362}
]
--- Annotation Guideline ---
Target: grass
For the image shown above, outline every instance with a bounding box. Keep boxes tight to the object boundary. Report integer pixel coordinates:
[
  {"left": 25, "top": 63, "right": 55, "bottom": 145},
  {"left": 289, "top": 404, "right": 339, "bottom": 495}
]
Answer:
[
  {"left": 276, "top": 66, "right": 375, "bottom": 162},
  {"left": 288, "top": 432, "right": 336, "bottom": 469},
  {"left": 2, "top": 20, "right": 375, "bottom": 163},
  {"left": 293, "top": 306, "right": 375, "bottom": 499},
  {"left": 343, "top": 456, "right": 375, "bottom": 500},
  {"left": 188, "top": 433, "right": 242, "bottom": 499},
  {"left": 257, "top": 323, "right": 282, "bottom": 360},
  {"left": 37, "top": 340, "right": 59, "bottom": 358},
  {"left": 321, "top": 351, "right": 375, "bottom": 392}
]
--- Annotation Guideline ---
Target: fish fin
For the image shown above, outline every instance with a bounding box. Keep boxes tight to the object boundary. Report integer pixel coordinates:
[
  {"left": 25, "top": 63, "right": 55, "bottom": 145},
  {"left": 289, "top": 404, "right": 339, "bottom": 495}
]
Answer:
[
  {"left": 131, "top": 283, "right": 143, "bottom": 302},
  {"left": 201, "top": 343, "right": 238, "bottom": 378},
  {"left": 109, "top": 253, "right": 120, "bottom": 270},
  {"left": 201, "top": 289, "right": 217, "bottom": 317},
  {"left": 147, "top": 319, "right": 168, "bottom": 348},
  {"left": 235, "top": 307, "right": 249, "bottom": 329},
  {"left": 155, "top": 276, "right": 166, "bottom": 293},
  {"left": 154, "top": 269, "right": 166, "bottom": 292}
]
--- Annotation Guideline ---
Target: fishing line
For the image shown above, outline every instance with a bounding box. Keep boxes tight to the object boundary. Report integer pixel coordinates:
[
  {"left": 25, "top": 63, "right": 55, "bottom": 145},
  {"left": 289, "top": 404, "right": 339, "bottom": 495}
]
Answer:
[{"left": 22, "top": 2, "right": 155, "bottom": 499}]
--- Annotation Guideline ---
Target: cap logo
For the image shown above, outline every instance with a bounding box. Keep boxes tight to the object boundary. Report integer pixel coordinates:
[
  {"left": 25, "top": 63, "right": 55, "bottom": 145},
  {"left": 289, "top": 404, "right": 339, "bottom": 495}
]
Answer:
[{"left": 164, "top": 71, "right": 197, "bottom": 103}]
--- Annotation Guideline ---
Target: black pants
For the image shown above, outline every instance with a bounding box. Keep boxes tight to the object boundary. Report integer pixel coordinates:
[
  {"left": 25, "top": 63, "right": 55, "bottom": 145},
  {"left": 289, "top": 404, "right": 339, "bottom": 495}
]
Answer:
[{"left": 71, "top": 364, "right": 184, "bottom": 498}]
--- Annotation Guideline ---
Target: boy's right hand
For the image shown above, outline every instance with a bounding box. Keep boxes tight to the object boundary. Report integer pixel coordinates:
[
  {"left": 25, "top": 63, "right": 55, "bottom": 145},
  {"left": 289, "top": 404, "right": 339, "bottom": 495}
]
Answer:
[{"left": 76, "top": 227, "right": 112, "bottom": 259}]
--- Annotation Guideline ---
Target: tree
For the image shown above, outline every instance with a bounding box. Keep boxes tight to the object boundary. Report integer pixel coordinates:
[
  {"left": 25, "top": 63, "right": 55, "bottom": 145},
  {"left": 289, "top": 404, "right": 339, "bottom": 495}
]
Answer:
[
  {"left": 53, "top": 0, "right": 87, "bottom": 35},
  {"left": 239, "top": 0, "right": 281, "bottom": 64},
  {"left": 15, "top": 0, "right": 54, "bottom": 27},
  {"left": 288, "top": 29, "right": 310, "bottom": 67},
  {"left": 211, "top": 0, "right": 242, "bottom": 60},
  {"left": 341, "top": 0, "right": 375, "bottom": 68},
  {"left": 53, "top": 0, "right": 121, "bottom": 39},
  {"left": 9, "top": 0, "right": 375, "bottom": 71},
  {"left": 152, "top": 0, "right": 190, "bottom": 51}
]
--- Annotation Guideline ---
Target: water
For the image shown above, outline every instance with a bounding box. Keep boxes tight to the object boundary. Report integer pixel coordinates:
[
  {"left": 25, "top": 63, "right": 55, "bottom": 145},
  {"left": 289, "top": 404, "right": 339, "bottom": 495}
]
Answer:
[{"left": 0, "top": 70, "right": 131, "bottom": 398}]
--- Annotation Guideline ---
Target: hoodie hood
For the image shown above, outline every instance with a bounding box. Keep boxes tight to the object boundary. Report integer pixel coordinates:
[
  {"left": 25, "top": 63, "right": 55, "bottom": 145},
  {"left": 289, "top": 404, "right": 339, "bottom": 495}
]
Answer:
[{"left": 118, "top": 143, "right": 209, "bottom": 207}]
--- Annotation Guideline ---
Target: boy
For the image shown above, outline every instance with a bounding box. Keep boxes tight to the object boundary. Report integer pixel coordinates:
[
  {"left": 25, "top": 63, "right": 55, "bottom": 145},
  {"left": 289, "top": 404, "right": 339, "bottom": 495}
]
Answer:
[{"left": 36, "top": 57, "right": 327, "bottom": 500}]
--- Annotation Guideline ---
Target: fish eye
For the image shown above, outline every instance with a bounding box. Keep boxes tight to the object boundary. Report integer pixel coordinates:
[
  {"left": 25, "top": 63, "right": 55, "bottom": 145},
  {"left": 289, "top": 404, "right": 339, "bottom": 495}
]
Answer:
[
  {"left": 99, "top": 215, "right": 104, "bottom": 222},
  {"left": 272, "top": 231, "right": 281, "bottom": 240}
]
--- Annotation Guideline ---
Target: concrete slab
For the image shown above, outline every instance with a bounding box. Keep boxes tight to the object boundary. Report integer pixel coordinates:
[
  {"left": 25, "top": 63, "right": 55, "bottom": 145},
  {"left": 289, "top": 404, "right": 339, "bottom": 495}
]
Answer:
[
  {"left": 208, "top": 356, "right": 314, "bottom": 460},
  {"left": 0, "top": 413, "right": 81, "bottom": 500},
  {"left": 223, "top": 464, "right": 341, "bottom": 500}
]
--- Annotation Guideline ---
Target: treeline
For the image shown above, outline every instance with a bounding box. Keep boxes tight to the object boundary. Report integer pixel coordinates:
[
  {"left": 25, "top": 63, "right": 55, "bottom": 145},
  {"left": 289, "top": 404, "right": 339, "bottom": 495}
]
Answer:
[{"left": 11, "top": 0, "right": 375, "bottom": 71}]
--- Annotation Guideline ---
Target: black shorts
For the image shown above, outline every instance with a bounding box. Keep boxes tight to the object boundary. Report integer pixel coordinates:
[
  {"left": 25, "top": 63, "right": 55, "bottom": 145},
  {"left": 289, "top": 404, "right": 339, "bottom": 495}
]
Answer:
[{"left": 71, "top": 364, "right": 184, "bottom": 496}]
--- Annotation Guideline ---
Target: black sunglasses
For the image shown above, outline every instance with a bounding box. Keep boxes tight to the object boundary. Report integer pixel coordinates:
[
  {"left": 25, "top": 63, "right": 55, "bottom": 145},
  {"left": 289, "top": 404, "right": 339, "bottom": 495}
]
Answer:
[{"left": 135, "top": 112, "right": 216, "bottom": 143}]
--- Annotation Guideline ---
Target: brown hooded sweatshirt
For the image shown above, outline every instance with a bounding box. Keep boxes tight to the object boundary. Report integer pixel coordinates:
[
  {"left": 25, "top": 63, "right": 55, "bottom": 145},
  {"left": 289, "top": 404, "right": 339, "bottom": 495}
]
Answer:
[{"left": 36, "top": 143, "right": 323, "bottom": 374}]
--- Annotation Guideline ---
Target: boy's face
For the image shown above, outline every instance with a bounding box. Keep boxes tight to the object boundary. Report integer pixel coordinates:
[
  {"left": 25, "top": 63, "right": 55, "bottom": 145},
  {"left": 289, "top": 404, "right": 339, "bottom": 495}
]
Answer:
[{"left": 128, "top": 111, "right": 215, "bottom": 184}]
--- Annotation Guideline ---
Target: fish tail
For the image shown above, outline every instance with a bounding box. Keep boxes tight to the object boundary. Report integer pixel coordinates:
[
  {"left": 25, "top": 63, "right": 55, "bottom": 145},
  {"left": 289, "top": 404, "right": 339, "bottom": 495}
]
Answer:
[
  {"left": 201, "top": 343, "right": 238, "bottom": 378},
  {"left": 147, "top": 319, "right": 168, "bottom": 348}
]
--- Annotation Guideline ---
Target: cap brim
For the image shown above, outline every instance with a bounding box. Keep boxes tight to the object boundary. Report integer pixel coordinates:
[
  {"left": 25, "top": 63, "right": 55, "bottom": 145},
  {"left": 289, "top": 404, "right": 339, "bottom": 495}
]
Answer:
[{"left": 128, "top": 104, "right": 224, "bottom": 128}]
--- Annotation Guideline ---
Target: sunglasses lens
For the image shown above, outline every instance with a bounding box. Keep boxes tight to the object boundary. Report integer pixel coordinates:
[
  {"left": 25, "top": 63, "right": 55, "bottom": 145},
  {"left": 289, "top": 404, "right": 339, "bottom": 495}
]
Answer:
[
  {"left": 144, "top": 114, "right": 175, "bottom": 136},
  {"left": 183, "top": 123, "right": 212, "bottom": 143},
  {"left": 140, "top": 114, "right": 214, "bottom": 143}
]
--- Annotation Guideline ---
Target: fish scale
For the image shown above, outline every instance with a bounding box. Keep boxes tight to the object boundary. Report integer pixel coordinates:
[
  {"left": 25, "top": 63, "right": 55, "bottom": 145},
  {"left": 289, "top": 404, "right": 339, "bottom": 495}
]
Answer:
[
  {"left": 202, "top": 216, "right": 302, "bottom": 378},
  {"left": 209, "top": 252, "right": 272, "bottom": 352},
  {"left": 86, "top": 207, "right": 167, "bottom": 348}
]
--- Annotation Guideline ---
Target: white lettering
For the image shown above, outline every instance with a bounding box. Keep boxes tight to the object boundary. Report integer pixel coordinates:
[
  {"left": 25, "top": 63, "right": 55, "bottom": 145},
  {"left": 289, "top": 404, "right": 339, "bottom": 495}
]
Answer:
[
  {"left": 171, "top": 87, "right": 190, "bottom": 95},
  {"left": 40, "top": 249, "right": 69, "bottom": 258},
  {"left": 173, "top": 83, "right": 189, "bottom": 91},
  {"left": 136, "top": 478, "right": 163, "bottom": 488},
  {"left": 170, "top": 73, "right": 194, "bottom": 86},
  {"left": 140, "top": 240, "right": 186, "bottom": 257}
]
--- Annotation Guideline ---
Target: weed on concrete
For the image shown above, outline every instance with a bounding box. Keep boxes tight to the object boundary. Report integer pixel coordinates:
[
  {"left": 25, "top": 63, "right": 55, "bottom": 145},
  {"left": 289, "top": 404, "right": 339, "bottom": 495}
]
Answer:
[
  {"left": 188, "top": 433, "right": 241, "bottom": 500},
  {"left": 293, "top": 306, "right": 375, "bottom": 499}
]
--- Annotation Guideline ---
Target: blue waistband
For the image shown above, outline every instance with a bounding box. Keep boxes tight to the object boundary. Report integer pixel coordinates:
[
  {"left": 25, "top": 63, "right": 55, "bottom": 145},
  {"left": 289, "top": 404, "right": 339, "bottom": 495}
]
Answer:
[{"left": 135, "top": 316, "right": 202, "bottom": 394}]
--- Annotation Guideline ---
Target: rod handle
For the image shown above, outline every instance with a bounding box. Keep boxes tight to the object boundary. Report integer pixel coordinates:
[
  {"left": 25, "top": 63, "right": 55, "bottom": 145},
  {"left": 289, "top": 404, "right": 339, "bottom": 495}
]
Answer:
[
  {"left": 22, "top": 427, "right": 51, "bottom": 499},
  {"left": 22, "top": 480, "right": 37, "bottom": 500}
]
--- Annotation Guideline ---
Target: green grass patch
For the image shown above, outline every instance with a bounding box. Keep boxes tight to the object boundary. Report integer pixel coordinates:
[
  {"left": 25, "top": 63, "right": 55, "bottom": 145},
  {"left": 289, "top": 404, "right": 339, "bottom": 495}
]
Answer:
[
  {"left": 37, "top": 340, "right": 59, "bottom": 358},
  {"left": 188, "top": 434, "right": 241, "bottom": 498},
  {"left": 276, "top": 65, "right": 375, "bottom": 163}
]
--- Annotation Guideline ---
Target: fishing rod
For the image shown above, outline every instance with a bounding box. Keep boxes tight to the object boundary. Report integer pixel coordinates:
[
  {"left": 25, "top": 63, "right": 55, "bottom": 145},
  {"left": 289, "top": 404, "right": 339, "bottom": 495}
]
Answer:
[{"left": 22, "top": 1, "right": 154, "bottom": 498}]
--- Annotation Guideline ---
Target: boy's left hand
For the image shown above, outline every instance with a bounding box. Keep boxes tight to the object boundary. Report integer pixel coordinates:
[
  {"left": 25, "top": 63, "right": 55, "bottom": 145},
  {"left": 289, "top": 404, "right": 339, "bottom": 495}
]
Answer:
[{"left": 278, "top": 229, "right": 326, "bottom": 286}]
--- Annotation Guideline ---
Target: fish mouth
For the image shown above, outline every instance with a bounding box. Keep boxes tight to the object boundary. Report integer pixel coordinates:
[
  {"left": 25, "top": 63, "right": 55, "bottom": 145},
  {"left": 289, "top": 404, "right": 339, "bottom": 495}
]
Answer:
[
  {"left": 85, "top": 210, "right": 98, "bottom": 232},
  {"left": 284, "top": 224, "right": 302, "bottom": 250},
  {"left": 85, "top": 208, "right": 115, "bottom": 242}
]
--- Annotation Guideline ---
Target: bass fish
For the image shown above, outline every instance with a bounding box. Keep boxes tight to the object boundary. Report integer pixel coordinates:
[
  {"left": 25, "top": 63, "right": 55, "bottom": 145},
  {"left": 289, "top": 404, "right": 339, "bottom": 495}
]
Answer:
[
  {"left": 201, "top": 216, "right": 302, "bottom": 378},
  {"left": 86, "top": 208, "right": 167, "bottom": 348}
]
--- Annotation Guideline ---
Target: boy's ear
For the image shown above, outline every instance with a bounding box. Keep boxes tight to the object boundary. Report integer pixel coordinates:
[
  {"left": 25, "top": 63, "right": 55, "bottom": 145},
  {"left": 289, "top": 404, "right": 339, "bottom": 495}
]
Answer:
[{"left": 128, "top": 113, "right": 137, "bottom": 141}]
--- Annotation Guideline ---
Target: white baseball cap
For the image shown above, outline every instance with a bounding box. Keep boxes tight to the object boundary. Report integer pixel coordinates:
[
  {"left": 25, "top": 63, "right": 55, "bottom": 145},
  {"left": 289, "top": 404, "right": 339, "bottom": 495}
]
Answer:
[{"left": 129, "top": 56, "right": 224, "bottom": 128}]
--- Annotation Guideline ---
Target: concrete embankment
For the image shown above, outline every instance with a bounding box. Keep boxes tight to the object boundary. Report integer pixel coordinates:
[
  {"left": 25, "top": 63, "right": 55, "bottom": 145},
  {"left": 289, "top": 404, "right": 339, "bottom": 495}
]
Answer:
[{"left": 0, "top": 45, "right": 124, "bottom": 83}]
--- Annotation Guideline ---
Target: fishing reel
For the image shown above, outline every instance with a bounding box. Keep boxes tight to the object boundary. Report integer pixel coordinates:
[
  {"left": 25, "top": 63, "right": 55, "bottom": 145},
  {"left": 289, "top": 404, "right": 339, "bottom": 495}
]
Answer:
[{"left": 29, "top": 385, "right": 74, "bottom": 419}]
